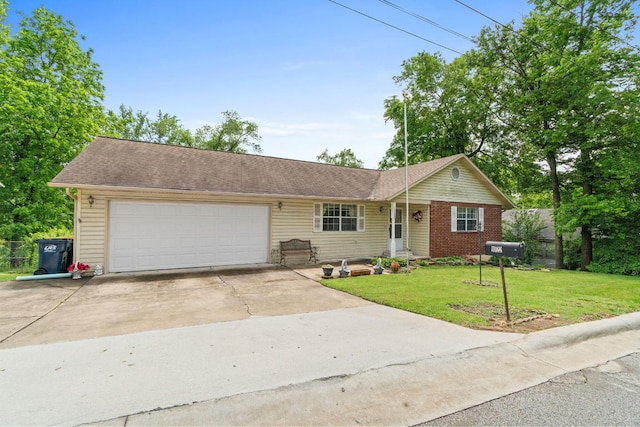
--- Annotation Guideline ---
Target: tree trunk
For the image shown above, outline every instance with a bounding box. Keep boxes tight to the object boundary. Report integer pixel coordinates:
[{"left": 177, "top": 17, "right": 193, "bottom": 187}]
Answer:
[
  {"left": 546, "top": 151, "right": 564, "bottom": 269},
  {"left": 581, "top": 224, "right": 593, "bottom": 270}
]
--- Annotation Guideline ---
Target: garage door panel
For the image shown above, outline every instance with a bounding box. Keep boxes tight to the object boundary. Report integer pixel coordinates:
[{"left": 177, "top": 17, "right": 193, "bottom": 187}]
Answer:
[{"left": 109, "top": 201, "right": 269, "bottom": 273}]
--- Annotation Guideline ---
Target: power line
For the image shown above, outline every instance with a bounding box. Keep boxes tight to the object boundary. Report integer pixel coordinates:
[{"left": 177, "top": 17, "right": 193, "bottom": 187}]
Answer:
[
  {"left": 327, "top": 0, "right": 464, "bottom": 55},
  {"left": 452, "top": 0, "right": 508, "bottom": 29},
  {"left": 378, "top": 0, "right": 475, "bottom": 43}
]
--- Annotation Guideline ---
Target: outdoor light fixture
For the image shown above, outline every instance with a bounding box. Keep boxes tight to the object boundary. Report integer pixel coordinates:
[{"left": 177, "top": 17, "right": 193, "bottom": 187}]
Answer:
[
  {"left": 88, "top": 195, "right": 95, "bottom": 207},
  {"left": 278, "top": 201, "right": 283, "bottom": 210},
  {"left": 379, "top": 206, "right": 384, "bottom": 213}
]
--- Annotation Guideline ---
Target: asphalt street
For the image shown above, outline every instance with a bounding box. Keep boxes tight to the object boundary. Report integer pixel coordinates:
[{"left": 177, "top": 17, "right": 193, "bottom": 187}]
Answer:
[{"left": 424, "top": 352, "right": 640, "bottom": 426}]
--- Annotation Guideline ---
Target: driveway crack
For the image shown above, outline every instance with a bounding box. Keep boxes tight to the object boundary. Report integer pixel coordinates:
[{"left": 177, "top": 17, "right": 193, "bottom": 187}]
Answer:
[
  {"left": 0, "top": 282, "right": 86, "bottom": 345},
  {"left": 219, "top": 275, "right": 253, "bottom": 316}
]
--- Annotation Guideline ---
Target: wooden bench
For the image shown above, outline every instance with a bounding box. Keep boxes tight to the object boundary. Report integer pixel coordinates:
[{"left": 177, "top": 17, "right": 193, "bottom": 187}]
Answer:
[{"left": 280, "top": 239, "right": 318, "bottom": 265}]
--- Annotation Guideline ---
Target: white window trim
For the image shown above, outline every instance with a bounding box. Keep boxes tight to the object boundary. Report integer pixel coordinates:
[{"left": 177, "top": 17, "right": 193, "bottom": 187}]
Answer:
[
  {"left": 314, "top": 202, "right": 365, "bottom": 232},
  {"left": 451, "top": 206, "right": 484, "bottom": 232}
]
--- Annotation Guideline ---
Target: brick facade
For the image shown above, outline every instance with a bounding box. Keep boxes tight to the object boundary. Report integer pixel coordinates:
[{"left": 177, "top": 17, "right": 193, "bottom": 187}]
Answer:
[{"left": 429, "top": 201, "right": 502, "bottom": 258}]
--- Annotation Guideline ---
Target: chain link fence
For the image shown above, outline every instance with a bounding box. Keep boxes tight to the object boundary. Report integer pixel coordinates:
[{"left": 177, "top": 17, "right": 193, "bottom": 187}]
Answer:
[{"left": 0, "top": 241, "right": 38, "bottom": 272}]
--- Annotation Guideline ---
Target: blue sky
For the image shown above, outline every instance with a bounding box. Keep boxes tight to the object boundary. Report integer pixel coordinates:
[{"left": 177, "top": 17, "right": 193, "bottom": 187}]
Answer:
[{"left": 7, "top": 0, "right": 635, "bottom": 168}]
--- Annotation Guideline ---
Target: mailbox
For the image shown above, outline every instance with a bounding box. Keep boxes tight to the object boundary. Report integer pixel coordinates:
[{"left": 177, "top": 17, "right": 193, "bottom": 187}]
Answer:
[{"left": 484, "top": 241, "right": 525, "bottom": 259}]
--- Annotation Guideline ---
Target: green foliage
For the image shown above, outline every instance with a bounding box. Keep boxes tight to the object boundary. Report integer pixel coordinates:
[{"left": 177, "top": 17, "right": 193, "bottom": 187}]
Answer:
[
  {"left": 192, "top": 110, "right": 262, "bottom": 154},
  {"left": 103, "top": 107, "right": 262, "bottom": 154},
  {"left": 370, "top": 257, "right": 407, "bottom": 268},
  {"left": 428, "top": 256, "right": 473, "bottom": 266},
  {"left": 0, "top": 225, "right": 74, "bottom": 274},
  {"left": 0, "top": 4, "right": 104, "bottom": 242},
  {"left": 503, "top": 210, "right": 546, "bottom": 265},
  {"left": 383, "top": 0, "right": 640, "bottom": 270},
  {"left": 316, "top": 148, "right": 363, "bottom": 168},
  {"left": 563, "top": 237, "right": 582, "bottom": 271},
  {"left": 587, "top": 239, "right": 640, "bottom": 276},
  {"left": 380, "top": 51, "right": 534, "bottom": 197},
  {"left": 0, "top": 239, "right": 36, "bottom": 272}
]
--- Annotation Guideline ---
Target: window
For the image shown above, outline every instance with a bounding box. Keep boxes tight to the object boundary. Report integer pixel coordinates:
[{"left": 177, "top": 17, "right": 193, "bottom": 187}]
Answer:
[
  {"left": 314, "top": 203, "right": 365, "bottom": 232},
  {"left": 451, "top": 206, "right": 484, "bottom": 232}
]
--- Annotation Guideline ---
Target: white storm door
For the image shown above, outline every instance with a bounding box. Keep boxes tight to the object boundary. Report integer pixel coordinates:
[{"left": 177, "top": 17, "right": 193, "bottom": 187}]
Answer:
[{"left": 388, "top": 208, "right": 403, "bottom": 252}]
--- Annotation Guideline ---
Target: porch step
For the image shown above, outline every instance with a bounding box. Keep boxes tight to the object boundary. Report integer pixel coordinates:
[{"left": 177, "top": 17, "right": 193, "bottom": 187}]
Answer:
[{"left": 381, "top": 250, "right": 415, "bottom": 259}]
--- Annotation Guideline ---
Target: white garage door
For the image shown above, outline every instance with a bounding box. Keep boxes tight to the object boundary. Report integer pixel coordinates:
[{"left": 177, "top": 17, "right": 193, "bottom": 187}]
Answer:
[{"left": 109, "top": 201, "right": 269, "bottom": 273}]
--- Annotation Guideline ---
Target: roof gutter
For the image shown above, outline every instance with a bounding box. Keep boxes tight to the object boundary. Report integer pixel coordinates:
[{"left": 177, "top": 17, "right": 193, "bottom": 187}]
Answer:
[{"left": 50, "top": 183, "right": 392, "bottom": 203}]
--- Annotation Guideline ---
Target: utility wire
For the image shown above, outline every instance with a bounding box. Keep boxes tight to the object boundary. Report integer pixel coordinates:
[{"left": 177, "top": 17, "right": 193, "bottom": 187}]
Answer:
[
  {"left": 378, "top": 0, "right": 475, "bottom": 43},
  {"left": 327, "top": 0, "right": 464, "bottom": 55},
  {"left": 452, "top": 0, "right": 509, "bottom": 29}
]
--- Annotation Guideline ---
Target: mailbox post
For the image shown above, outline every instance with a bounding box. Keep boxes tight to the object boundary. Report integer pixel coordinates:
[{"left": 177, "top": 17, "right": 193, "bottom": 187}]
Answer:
[{"left": 484, "top": 241, "right": 525, "bottom": 322}]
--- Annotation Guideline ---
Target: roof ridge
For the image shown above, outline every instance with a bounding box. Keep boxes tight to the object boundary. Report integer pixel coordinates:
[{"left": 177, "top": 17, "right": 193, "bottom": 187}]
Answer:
[{"left": 95, "top": 136, "right": 382, "bottom": 171}]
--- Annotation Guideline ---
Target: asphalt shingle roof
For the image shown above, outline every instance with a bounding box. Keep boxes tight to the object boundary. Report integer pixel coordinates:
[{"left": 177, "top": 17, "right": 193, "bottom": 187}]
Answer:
[{"left": 51, "top": 137, "right": 513, "bottom": 206}]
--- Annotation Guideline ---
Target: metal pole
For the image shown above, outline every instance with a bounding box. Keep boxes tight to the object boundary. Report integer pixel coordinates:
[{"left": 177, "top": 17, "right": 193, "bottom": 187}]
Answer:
[
  {"left": 478, "top": 220, "right": 482, "bottom": 285},
  {"left": 390, "top": 202, "right": 396, "bottom": 258},
  {"left": 404, "top": 98, "right": 410, "bottom": 273},
  {"left": 499, "top": 256, "right": 510, "bottom": 322}
]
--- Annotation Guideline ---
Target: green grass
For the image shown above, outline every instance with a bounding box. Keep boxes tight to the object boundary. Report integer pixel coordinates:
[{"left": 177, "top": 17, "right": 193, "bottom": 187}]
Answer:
[
  {"left": 322, "top": 265, "right": 640, "bottom": 330},
  {"left": 0, "top": 271, "right": 23, "bottom": 282}
]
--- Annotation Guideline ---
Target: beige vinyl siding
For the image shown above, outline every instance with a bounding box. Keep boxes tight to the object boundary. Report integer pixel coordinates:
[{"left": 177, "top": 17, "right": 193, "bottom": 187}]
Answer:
[
  {"left": 406, "top": 204, "right": 430, "bottom": 257},
  {"left": 75, "top": 189, "right": 106, "bottom": 267},
  {"left": 272, "top": 200, "right": 388, "bottom": 263},
  {"left": 73, "top": 189, "right": 390, "bottom": 272},
  {"left": 395, "top": 160, "right": 503, "bottom": 206}
]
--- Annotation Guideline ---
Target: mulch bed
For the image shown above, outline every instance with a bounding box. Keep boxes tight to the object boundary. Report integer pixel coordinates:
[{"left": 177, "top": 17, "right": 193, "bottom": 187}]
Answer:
[{"left": 449, "top": 302, "right": 565, "bottom": 332}]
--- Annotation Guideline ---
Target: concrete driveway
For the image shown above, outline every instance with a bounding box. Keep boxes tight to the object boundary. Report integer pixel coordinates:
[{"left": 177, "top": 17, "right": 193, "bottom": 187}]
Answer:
[{"left": 0, "top": 266, "right": 370, "bottom": 349}]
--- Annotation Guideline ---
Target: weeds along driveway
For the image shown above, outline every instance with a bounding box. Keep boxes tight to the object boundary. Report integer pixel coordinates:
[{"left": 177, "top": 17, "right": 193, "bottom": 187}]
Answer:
[{"left": 0, "top": 267, "right": 370, "bottom": 349}]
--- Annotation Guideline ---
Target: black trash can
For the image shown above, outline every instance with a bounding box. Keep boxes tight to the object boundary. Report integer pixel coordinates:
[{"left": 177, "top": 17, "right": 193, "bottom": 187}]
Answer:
[{"left": 34, "top": 238, "right": 73, "bottom": 275}]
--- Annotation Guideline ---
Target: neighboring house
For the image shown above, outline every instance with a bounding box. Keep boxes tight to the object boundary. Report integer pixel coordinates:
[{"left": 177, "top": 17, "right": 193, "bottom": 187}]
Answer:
[
  {"left": 50, "top": 137, "right": 515, "bottom": 274},
  {"left": 502, "top": 208, "right": 556, "bottom": 267}
]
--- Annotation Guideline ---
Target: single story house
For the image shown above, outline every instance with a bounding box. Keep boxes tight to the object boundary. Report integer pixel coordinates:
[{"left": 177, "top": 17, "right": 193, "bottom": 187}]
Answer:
[{"left": 50, "top": 137, "right": 515, "bottom": 274}]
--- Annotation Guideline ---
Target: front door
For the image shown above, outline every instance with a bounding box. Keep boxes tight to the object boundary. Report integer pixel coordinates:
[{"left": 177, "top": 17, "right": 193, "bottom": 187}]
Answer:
[{"left": 388, "top": 208, "right": 403, "bottom": 252}]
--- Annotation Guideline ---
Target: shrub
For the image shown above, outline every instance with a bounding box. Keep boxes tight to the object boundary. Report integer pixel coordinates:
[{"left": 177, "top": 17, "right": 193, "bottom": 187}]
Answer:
[
  {"left": 371, "top": 257, "right": 407, "bottom": 268},
  {"left": 503, "top": 209, "right": 546, "bottom": 265},
  {"left": 587, "top": 239, "right": 640, "bottom": 275}
]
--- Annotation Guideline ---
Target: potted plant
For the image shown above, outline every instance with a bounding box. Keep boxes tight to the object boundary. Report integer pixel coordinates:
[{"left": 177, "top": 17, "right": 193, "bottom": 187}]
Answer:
[
  {"left": 68, "top": 261, "right": 91, "bottom": 279},
  {"left": 390, "top": 260, "right": 401, "bottom": 273},
  {"left": 322, "top": 264, "right": 334, "bottom": 277}
]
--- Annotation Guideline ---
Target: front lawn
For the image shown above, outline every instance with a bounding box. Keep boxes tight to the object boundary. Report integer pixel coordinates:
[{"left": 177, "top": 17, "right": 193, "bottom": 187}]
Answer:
[{"left": 321, "top": 265, "right": 640, "bottom": 332}]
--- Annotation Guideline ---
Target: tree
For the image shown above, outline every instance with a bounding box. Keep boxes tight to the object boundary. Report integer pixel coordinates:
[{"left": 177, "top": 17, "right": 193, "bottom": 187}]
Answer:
[
  {"left": 316, "top": 148, "right": 363, "bottom": 168},
  {"left": 381, "top": 51, "right": 542, "bottom": 197},
  {"left": 192, "top": 110, "right": 262, "bottom": 153},
  {"left": 103, "top": 105, "right": 193, "bottom": 146},
  {"left": 503, "top": 209, "right": 546, "bottom": 265},
  {"left": 0, "top": 3, "right": 104, "bottom": 244},
  {"left": 104, "top": 108, "right": 262, "bottom": 154},
  {"left": 383, "top": 0, "right": 639, "bottom": 271},
  {"left": 472, "top": 0, "right": 640, "bottom": 269}
]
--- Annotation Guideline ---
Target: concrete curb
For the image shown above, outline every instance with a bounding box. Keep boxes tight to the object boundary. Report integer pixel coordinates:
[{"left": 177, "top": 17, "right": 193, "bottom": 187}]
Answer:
[
  {"left": 514, "top": 311, "right": 640, "bottom": 354},
  {"left": 111, "top": 314, "right": 640, "bottom": 426}
]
